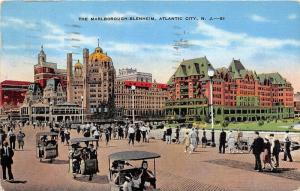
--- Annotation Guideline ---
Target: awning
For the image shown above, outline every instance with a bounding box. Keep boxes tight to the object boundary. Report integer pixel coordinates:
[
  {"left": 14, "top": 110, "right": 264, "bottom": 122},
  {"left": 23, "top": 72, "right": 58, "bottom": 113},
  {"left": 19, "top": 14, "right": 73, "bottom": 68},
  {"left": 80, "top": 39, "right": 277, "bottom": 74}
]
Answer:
[{"left": 109, "top": 151, "right": 161, "bottom": 161}]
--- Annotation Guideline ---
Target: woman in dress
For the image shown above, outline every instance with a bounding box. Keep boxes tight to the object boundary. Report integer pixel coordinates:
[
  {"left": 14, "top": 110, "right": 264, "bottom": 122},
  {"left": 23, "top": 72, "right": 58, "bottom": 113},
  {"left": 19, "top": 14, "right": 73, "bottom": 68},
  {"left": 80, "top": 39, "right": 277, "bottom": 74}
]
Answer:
[
  {"left": 227, "top": 130, "right": 235, "bottom": 153},
  {"left": 136, "top": 126, "right": 141, "bottom": 143},
  {"left": 263, "top": 136, "right": 274, "bottom": 171},
  {"left": 182, "top": 132, "right": 191, "bottom": 153},
  {"left": 201, "top": 128, "right": 207, "bottom": 148}
]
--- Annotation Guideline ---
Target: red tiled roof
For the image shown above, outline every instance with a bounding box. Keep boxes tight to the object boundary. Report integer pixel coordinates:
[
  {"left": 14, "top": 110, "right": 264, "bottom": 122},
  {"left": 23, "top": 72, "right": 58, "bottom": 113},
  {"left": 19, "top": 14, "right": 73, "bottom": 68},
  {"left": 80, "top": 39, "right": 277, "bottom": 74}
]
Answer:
[{"left": 0, "top": 80, "right": 32, "bottom": 86}]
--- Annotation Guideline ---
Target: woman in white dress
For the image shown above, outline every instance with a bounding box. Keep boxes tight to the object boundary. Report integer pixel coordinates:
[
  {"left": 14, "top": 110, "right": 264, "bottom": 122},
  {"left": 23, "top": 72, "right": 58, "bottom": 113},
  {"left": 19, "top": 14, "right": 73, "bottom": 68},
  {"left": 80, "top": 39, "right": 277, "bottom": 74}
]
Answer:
[{"left": 227, "top": 130, "right": 235, "bottom": 153}]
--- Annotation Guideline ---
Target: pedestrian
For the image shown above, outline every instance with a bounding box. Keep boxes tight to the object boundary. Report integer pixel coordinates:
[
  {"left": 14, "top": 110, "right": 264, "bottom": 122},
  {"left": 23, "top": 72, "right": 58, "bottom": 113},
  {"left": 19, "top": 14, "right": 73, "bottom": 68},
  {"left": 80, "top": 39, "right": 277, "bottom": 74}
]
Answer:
[
  {"left": 195, "top": 128, "right": 200, "bottom": 145},
  {"left": 282, "top": 131, "right": 293, "bottom": 162},
  {"left": 270, "top": 134, "right": 280, "bottom": 168},
  {"left": 145, "top": 125, "right": 150, "bottom": 143},
  {"left": 105, "top": 128, "right": 110, "bottom": 146},
  {"left": 250, "top": 131, "right": 265, "bottom": 172},
  {"left": 219, "top": 129, "right": 226, "bottom": 154},
  {"left": 125, "top": 125, "right": 129, "bottom": 139},
  {"left": 112, "top": 126, "right": 117, "bottom": 140},
  {"left": 0, "top": 141, "right": 14, "bottom": 181},
  {"left": 128, "top": 125, "right": 135, "bottom": 146},
  {"left": 236, "top": 129, "right": 243, "bottom": 153},
  {"left": 190, "top": 128, "right": 197, "bottom": 152},
  {"left": 0, "top": 127, "right": 6, "bottom": 146},
  {"left": 141, "top": 124, "right": 147, "bottom": 142},
  {"left": 175, "top": 126, "right": 180, "bottom": 144},
  {"left": 201, "top": 128, "right": 207, "bottom": 148},
  {"left": 136, "top": 126, "right": 141, "bottom": 143},
  {"left": 227, "top": 130, "right": 235, "bottom": 153},
  {"left": 16, "top": 130, "right": 25, "bottom": 150},
  {"left": 65, "top": 129, "right": 70, "bottom": 146},
  {"left": 8, "top": 129, "right": 16, "bottom": 150},
  {"left": 163, "top": 125, "right": 167, "bottom": 141},
  {"left": 263, "top": 135, "right": 274, "bottom": 171},
  {"left": 118, "top": 126, "right": 124, "bottom": 140},
  {"left": 77, "top": 125, "right": 81, "bottom": 134},
  {"left": 60, "top": 128, "right": 65, "bottom": 144},
  {"left": 108, "top": 125, "right": 113, "bottom": 140},
  {"left": 93, "top": 129, "right": 100, "bottom": 148},
  {"left": 166, "top": 127, "right": 172, "bottom": 144},
  {"left": 182, "top": 132, "right": 191, "bottom": 154}
]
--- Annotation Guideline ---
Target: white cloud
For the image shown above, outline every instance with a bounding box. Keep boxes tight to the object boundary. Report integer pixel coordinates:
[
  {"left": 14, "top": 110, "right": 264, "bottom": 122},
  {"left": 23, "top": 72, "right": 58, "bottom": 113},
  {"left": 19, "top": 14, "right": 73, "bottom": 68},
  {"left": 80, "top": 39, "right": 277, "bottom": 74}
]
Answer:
[
  {"left": 181, "top": 21, "right": 300, "bottom": 91},
  {"left": 288, "top": 14, "right": 297, "bottom": 20},
  {"left": 0, "top": 55, "right": 35, "bottom": 82},
  {"left": 152, "top": 12, "right": 183, "bottom": 18},
  {"left": 0, "top": 16, "right": 37, "bottom": 29},
  {"left": 104, "top": 41, "right": 172, "bottom": 53},
  {"left": 105, "top": 11, "right": 142, "bottom": 18},
  {"left": 194, "top": 21, "right": 300, "bottom": 49},
  {"left": 249, "top": 14, "right": 270, "bottom": 22}
]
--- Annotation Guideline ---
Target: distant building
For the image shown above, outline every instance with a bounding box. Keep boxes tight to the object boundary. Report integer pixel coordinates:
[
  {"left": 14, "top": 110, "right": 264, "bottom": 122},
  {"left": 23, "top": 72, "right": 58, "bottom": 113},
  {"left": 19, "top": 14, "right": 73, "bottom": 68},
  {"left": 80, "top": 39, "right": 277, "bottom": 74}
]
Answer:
[
  {"left": 66, "top": 42, "right": 116, "bottom": 120},
  {"left": 295, "top": 92, "right": 300, "bottom": 118},
  {"left": 0, "top": 80, "right": 31, "bottom": 115},
  {"left": 20, "top": 79, "right": 81, "bottom": 123},
  {"left": 117, "top": 68, "right": 152, "bottom": 82},
  {"left": 115, "top": 80, "right": 168, "bottom": 120},
  {"left": 166, "top": 57, "right": 294, "bottom": 122},
  {"left": 34, "top": 46, "right": 67, "bottom": 89}
]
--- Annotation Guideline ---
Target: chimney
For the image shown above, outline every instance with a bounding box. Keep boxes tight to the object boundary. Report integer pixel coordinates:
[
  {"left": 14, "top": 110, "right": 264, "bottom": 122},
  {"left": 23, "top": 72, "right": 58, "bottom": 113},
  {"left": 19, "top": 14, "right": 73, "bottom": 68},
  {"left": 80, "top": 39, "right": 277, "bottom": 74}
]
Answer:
[
  {"left": 66, "top": 53, "right": 73, "bottom": 102},
  {"left": 82, "top": 48, "right": 89, "bottom": 113}
]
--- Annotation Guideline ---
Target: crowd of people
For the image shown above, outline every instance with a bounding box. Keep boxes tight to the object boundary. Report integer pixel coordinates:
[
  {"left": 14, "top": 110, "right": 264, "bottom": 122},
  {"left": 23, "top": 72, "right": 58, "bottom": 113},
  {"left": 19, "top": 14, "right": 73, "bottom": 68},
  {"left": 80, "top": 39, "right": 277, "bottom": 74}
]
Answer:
[
  {"left": 0, "top": 118, "right": 299, "bottom": 186},
  {"left": 160, "top": 124, "right": 296, "bottom": 173},
  {"left": 0, "top": 120, "right": 26, "bottom": 182}
]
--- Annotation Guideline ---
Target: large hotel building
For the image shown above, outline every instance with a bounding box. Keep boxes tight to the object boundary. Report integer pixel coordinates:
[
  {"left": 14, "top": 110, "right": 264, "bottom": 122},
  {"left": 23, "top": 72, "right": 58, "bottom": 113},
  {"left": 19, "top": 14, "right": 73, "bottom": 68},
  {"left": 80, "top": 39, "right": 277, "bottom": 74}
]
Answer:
[
  {"left": 115, "top": 68, "right": 168, "bottom": 120},
  {"left": 66, "top": 43, "right": 116, "bottom": 119},
  {"left": 166, "top": 57, "right": 294, "bottom": 122},
  {"left": 115, "top": 79, "right": 168, "bottom": 120}
]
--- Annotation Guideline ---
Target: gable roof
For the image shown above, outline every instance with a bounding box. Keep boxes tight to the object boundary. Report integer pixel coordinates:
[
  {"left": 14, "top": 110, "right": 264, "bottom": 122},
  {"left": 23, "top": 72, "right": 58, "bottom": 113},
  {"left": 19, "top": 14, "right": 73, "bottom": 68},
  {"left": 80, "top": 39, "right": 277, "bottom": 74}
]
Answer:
[
  {"left": 258, "top": 72, "right": 287, "bottom": 85},
  {"left": 173, "top": 57, "right": 213, "bottom": 80}
]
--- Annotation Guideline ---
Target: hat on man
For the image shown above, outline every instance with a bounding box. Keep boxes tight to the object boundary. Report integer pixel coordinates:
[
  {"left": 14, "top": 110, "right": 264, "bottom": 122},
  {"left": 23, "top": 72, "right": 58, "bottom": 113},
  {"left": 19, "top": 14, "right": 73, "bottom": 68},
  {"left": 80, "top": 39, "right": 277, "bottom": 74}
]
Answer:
[{"left": 264, "top": 135, "right": 269, "bottom": 140}]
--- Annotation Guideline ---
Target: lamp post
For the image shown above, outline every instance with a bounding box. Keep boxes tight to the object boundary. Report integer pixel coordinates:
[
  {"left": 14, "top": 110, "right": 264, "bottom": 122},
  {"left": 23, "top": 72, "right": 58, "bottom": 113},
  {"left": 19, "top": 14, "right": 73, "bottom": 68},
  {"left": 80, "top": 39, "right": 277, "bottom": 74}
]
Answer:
[
  {"left": 131, "top": 85, "right": 136, "bottom": 123},
  {"left": 207, "top": 66, "right": 216, "bottom": 147},
  {"left": 81, "top": 96, "right": 84, "bottom": 124},
  {"left": 49, "top": 101, "right": 53, "bottom": 127}
]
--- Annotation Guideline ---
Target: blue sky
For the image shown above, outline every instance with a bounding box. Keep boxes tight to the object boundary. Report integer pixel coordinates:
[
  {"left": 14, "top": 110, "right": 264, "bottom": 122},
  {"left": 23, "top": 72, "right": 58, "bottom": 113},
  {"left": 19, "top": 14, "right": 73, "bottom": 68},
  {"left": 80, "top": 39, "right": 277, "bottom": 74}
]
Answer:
[{"left": 1, "top": 1, "right": 300, "bottom": 91}]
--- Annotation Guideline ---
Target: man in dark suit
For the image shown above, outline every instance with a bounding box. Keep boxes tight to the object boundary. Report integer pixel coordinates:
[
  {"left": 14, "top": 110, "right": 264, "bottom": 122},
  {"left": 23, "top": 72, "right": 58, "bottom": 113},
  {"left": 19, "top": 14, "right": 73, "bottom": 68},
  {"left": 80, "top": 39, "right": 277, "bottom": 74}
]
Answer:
[
  {"left": 0, "top": 141, "right": 14, "bottom": 181},
  {"left": 219, "top": 129, "right": 226, "bottom": 154},
  {"left": 250, "top": 131, "right": 265, "bottom": 172}
]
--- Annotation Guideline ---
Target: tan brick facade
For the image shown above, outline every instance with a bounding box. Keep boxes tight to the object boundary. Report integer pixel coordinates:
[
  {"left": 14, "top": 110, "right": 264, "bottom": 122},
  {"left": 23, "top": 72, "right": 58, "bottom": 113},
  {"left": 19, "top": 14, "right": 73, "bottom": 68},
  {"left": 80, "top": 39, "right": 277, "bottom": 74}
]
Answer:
[
  {"left": 115, "top": 80, "right": 167, "bottom": 119},
  {"left": 67, "top": 45, "right": 116, "bottom": 119}
]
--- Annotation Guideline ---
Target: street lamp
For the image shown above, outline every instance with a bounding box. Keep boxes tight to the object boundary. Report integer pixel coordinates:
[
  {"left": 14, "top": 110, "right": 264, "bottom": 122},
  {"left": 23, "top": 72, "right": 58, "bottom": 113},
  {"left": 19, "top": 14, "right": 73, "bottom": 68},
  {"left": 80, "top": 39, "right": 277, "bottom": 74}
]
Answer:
[
  {"left": 131, "top": 85, "right": 136, "bottom": 123},
  {"left": 49, "top": 101, "right": 53, "bottom": 127},
  {"left": 81, "top": 96, "right": 84, "bottom": 124},
  {"left": 208, "top": 66, "right": 216, "bottom": 147}
]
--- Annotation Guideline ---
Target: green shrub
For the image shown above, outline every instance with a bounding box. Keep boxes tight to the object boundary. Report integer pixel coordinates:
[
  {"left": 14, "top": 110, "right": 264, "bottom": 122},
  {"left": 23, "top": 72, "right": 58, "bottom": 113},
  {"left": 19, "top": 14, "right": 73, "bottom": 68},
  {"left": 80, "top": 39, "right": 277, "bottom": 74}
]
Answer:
[
  {"left": 258, "top": 120, "right": 264, "bottom": 126},
  {"left": 221, "top": 121, "right": 229, "bottom": 128}
]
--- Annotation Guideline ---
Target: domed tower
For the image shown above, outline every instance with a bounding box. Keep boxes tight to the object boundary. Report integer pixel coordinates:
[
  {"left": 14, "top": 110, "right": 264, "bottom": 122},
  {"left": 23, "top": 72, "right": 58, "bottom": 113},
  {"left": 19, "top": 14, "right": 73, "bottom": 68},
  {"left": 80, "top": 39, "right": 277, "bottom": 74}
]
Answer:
[
  {"left": 83, "top": 39, "right": 116, "bottom": 118},
  {"left": 38, "top": 45, "right": 46, "bottom": 65},
  {"left": 74, "top": 59, "right": 83, "bottom": 76}
]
